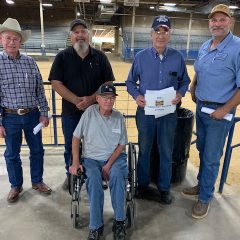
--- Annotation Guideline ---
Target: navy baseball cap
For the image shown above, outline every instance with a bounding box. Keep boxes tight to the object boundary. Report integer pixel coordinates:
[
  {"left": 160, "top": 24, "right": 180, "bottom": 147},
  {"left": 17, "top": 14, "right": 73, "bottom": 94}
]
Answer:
[
  {"left": 97, "top": 84, "right": 118, "bottom": 96},
  {"left": 70, "top": 19, "right": 88, "bottom": 31},
  {"left": 152, "top": 15, "right": 171, "bottom": 30}
]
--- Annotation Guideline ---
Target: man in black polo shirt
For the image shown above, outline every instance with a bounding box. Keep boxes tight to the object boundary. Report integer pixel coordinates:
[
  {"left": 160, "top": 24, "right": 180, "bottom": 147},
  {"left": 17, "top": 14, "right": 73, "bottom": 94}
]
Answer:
[{"left": 48, "top": 19, "right": 115, "bottom": 190}]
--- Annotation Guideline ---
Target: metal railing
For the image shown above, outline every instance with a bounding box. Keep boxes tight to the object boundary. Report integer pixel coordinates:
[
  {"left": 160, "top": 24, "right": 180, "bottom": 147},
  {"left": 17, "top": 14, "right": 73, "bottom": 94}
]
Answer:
[
  {"left": 0, "top": 82, "right": 239, "bottom": 193},
  {"left": 0, "top": 82, "right": 138, "bottom": 146}
]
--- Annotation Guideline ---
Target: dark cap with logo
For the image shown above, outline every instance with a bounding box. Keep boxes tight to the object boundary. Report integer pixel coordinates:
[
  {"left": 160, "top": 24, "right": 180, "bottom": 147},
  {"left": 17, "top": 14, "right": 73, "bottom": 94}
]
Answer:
[
  {"left": 152, "top": 15, "right": 171, "bottom": 30},
  {"left": 97, "top": 83, "right": 118, "bottom": 96},
  {"left": 70, "top": 19, "right": 88, "bottom": 31}
]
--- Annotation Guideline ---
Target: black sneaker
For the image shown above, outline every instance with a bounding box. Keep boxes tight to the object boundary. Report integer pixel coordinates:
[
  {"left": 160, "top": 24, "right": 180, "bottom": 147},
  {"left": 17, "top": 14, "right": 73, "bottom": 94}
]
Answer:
[
  {"left": 160, "top": 191, "right": 172, "bottom": 204},
  {"left": 112, "top": 220, "right": 126, "bottom": 240},
  {"left": 136, "top": 185, "right": 151, "bottom": 199},
  {"left": 87, "top": 225, "right": 104, "bottom": 240}
]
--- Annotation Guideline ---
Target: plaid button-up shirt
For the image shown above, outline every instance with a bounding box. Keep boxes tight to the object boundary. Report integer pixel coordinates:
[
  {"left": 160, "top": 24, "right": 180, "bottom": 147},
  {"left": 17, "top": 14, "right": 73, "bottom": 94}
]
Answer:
[{"left": 0, "top": 51, "right": 49, "bottom": 122}]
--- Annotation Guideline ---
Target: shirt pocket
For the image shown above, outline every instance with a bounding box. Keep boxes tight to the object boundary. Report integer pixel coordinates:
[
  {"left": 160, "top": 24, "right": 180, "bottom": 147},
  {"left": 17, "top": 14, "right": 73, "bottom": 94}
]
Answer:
[
  {"left": 211, "top": 53, "right": 228, "bottom": 69},
  {"left": 23, "top": 73, "right": 37, "bottom": 91},
  {"left": 169, "top": 71, "right": 178, "bottom": 89}
]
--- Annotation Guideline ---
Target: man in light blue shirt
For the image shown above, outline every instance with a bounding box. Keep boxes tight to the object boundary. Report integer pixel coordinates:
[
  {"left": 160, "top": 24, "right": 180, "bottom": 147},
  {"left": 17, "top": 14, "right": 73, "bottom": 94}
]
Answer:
[
  {"left": 182, "top": 4, "right": 240, "bottom": 219},
  {"left": 126, "top": 15, "right": 190, "bottom": 204},
  {"left": 70, "top": 84, "right": 128, "bottom": 240}
]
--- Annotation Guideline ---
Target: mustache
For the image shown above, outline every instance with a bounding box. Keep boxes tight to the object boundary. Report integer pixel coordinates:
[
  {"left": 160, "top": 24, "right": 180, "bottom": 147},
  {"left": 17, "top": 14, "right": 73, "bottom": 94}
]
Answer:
[
  {"left": 211, "top": 27, "right": 224, "bottom": 30},
  {"left": 76, "top": 38, "right": 85, "bottom": 41}
]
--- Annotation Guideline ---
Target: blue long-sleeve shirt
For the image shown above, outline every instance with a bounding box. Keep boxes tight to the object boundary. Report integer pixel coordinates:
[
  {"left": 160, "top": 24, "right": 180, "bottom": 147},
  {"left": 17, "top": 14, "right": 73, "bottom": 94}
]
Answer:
[{"left": 125, "top": 47, "right": 190, "bottom": 100}]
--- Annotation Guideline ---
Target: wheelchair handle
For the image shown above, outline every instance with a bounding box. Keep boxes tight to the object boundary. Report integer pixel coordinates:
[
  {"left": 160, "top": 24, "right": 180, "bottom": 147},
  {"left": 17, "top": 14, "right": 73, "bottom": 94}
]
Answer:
[
  {"left": 77, "top": 168, "right": 82, "bottom": 176},
  {"left": 102, "top": 180, "right": 108, "bottom": 190}
]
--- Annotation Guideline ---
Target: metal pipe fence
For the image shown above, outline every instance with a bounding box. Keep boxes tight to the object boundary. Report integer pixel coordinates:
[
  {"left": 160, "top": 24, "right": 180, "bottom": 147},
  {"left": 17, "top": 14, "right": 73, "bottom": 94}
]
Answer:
[
  {"left": 0, "top": 82, "right": 239, "bottom": 192},
  {"left": 0, "top": 82, "right": 138, "bottom": 146}
]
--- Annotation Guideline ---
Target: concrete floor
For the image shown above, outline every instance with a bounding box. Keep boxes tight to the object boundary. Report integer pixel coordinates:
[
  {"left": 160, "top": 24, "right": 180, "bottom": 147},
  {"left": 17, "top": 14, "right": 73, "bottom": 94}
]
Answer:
[{"left": 0, "top": 146, "right": 240, "bottom": 240}]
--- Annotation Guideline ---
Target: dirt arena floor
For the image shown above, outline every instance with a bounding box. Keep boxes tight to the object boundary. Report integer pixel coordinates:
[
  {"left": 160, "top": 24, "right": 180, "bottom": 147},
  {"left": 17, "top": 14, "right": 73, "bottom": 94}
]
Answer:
[{"left": 1, "top": 53, "right": 240, "bottom": 186}]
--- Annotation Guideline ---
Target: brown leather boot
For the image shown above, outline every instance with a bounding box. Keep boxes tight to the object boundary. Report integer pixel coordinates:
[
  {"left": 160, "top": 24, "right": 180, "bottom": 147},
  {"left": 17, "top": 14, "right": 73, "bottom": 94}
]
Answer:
[
  {"left": 32, "top": 182, "right": 52, "bottom": 194},
  {"left": 7, "top": 187, "right": 23, "bottom": 203}
]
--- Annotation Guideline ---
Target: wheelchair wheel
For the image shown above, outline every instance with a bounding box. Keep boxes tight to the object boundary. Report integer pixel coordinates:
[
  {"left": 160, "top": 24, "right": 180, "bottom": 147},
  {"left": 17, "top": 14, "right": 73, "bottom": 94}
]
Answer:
[
  {"left": 72, "top": 204, "right": 79, "bottom": 228},
  {"left": 69, "top": 174, "right": 76, "bottom": 196},
  {"left": 126, "top": 201, "right": 134, "bottom": 229},
  {"left": 128, "top": 142, "right": 137, "bottom": 199}
]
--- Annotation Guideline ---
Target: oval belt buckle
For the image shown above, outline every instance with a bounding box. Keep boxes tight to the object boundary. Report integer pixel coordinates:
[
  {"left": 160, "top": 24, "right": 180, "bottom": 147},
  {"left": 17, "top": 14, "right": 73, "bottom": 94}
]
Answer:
[{"left": 17, "top": 109, "right": 25, "bottom": 115}]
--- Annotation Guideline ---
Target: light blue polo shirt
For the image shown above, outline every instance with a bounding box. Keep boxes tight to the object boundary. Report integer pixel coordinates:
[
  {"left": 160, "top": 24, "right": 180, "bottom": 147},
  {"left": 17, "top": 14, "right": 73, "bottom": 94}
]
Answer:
[
  {"left": 194, "top": 32, "right": 240, "bottom": 103},
  {"left": 73, "top": 104, "right": 127, "bottom": 161},
  {"left": 125, "top": 47, "right": 190, "bottom": 99}
]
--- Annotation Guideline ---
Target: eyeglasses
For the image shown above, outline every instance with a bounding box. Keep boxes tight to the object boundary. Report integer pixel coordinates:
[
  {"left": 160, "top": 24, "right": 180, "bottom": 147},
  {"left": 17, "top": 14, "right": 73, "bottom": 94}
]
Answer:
[
  {"left": 154, "top": 30, "right": 170, "bottom": 36},
  {"left": 2, "top": 35, "right": 21, "bottom": 43},
  {"left": 101, "top": 95, "right": 116, "bottom": 101}
]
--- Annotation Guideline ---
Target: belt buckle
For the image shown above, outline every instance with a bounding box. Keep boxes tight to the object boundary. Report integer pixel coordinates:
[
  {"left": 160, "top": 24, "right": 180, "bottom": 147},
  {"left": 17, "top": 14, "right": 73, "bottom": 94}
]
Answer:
[{"left": 17, "top": 108, "right": 25, "bottom": 115}]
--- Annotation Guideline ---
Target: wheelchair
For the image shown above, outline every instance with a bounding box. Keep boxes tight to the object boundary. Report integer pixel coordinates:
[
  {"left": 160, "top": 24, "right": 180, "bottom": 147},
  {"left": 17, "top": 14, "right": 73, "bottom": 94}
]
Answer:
[{"left": 69, "top": 142, "right": 137, "bottom": 229}]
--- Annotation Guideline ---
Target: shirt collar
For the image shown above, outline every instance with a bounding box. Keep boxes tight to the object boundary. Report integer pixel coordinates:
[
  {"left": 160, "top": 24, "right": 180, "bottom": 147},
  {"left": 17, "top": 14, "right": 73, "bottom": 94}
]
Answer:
[
  {"left": 3, "top": 50, "right": 21, "bottom": 60},
  {"left": 210, "top": 32, "right": 233, "bottom": 52},
  {"left": 151, "top": 47, "right": 169, "bottom": 59}
]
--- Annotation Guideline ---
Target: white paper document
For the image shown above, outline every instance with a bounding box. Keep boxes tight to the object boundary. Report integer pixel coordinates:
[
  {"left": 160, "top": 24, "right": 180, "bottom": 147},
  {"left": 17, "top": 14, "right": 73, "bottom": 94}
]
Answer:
[
  {"left": 201, "top": 107, "right": 233, "bottom": 121},
  {"left": 144, "top": 87, "right": 176, "bottom": 118},
  {"left": 33, "top": 114, "right": 52, "bottom": 135}
]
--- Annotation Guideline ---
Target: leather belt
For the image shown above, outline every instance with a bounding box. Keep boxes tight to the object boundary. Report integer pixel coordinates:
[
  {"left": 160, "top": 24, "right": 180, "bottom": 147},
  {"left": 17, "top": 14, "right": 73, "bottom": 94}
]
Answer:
[
  {"left": 198, "top": 100, "right": 225, "bottom": 106},
  {"left": 4, "top": 108, "right": 37, "bottom": 115}
]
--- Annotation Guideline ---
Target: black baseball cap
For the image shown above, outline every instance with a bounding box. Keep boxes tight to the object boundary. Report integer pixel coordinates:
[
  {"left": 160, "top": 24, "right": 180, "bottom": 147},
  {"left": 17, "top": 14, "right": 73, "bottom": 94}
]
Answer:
[
  {"left": 70, "top": 19, "right": 88, "bottom": 31},
  {"left": 152, "top": 15, "right": 171, "bottom": 30},
  {"left": 97, "top": 84, "right": 118, "bottom": 96}
]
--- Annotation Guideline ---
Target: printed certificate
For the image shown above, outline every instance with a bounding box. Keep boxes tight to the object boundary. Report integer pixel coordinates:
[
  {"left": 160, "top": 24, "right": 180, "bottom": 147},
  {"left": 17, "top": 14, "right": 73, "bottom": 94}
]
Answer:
[{"left": 144, "top": 87, "right": 176, "bottom": 118}]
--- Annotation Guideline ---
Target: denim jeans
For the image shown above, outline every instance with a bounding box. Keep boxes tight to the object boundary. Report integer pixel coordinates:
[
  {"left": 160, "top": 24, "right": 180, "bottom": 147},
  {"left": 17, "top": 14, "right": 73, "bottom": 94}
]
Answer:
[
  {"left": 196, "top": 102, "right": 235, "bottom": 203},
  {"left": 3, "top": 109, "right": 44, "bottom": 187},
  {"left": 82, "top": 153, "right": 128, "bottom": 230},
  {"left": 136, "top": 107, "right": 177, "bottom": 191},
  {"left": 62, "top": 115, "right": 81, "bottom": 175}
]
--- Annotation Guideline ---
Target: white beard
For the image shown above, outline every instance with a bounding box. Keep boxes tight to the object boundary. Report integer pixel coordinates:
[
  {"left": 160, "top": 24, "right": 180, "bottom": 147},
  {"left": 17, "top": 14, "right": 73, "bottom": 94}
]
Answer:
[{"left": 73, "top": 41, "right": 89, "bottom": 56}]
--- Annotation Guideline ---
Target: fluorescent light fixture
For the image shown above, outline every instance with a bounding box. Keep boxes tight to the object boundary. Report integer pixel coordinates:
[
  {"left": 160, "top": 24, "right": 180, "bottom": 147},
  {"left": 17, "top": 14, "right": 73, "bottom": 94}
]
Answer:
[
  {"left": 149, "top": 6, "right": 155, "bottom": 9},
  {"left": 229, "top": 5, "right": 238, "bottom": 9},
  {"left": 6, "top": 0, "right": 15, "bottom": 4},
  {"left": 164, "top": 3, "right": 176, "bottom": 7},
  {"left": 100, "top": 0, "right": 111, "bottom": 3},
  {"left": 42, "top": 3, "right": 53, "bottom": 7}
]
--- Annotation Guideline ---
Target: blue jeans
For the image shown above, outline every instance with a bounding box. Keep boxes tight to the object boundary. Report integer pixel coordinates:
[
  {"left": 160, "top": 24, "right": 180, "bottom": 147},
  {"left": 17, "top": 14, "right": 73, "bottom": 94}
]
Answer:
[
  {"left": 82, "top": 153, "right": 128, "bottom": 230},
  {"left": 3, "top": 109, "right": 44, "bottom": 188},
  {"left": 136, "top": 107, "right": 177, "bottom": 191},
  {"left": 196, "top": 102, "right": 235, "bottom": 203},
  {"left": 62, "top": 115, "right": 81, "bottom": 175}
]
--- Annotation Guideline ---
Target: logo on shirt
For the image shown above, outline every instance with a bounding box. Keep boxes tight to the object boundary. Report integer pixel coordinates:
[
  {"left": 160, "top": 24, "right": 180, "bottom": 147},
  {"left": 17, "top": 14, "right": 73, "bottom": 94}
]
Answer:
[{"left": 112, "top": 128, "right": 120, "bottom": 134}]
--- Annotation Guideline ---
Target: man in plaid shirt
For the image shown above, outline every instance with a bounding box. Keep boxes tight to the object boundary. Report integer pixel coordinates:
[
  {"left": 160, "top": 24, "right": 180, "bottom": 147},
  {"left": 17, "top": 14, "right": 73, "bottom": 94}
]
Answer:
[{"left": 0, "top": 18, "right": 51, "bottom": 203}]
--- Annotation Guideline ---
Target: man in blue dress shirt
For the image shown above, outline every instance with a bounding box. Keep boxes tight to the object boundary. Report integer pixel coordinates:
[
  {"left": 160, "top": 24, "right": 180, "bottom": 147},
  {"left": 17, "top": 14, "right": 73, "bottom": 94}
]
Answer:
[
  {"left": 182, "top": 4, "right": 240, "bottom": 219},
  {"left": 126, "top": 15, "right": 190, "bottom": 204}
]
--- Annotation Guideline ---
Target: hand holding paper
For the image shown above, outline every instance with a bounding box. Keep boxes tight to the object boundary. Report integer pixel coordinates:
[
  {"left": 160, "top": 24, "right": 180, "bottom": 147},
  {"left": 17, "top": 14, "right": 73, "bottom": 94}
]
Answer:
[
  {"left": 33, "top": 114, "right": 52, "bottom": 135},
  {"left": 144, "top": 87, "right": 176, "bottom": 118},
  {"left": 201, "top": 107, "right": 233, "bottom": 121}
]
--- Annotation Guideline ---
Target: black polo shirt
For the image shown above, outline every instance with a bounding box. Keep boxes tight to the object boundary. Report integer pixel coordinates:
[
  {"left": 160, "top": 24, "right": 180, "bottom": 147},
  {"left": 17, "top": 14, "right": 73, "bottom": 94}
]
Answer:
[{"left": 48, "top": 46, "right": 115, "bottom": 117}]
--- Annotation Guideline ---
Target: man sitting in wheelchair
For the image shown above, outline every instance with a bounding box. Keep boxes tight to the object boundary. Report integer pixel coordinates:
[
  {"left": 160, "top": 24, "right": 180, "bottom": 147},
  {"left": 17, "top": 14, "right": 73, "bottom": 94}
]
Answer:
[{"left": 69, "top": 83, "right": 128, "bottom": 240}]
